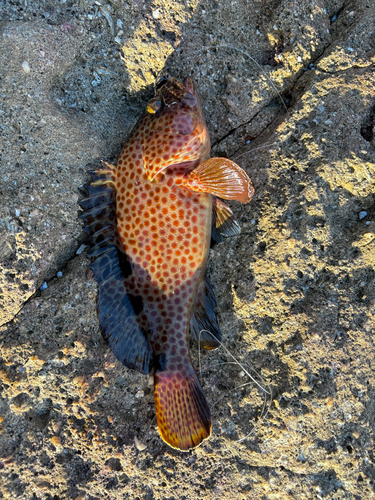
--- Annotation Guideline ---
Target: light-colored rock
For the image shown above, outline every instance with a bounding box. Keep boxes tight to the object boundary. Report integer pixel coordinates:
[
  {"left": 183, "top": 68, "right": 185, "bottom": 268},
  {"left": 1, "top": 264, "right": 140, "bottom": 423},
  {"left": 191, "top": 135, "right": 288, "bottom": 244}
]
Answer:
[{"left": 0, "top": 1, "right": 374, "bottom": 499}]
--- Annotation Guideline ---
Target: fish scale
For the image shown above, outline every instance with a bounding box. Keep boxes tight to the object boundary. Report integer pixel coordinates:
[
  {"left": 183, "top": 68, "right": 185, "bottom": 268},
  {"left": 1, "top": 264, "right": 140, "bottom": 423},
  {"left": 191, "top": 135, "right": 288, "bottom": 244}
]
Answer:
[{"left": 79, "top": 76, "right": 254, "bottom": 451}]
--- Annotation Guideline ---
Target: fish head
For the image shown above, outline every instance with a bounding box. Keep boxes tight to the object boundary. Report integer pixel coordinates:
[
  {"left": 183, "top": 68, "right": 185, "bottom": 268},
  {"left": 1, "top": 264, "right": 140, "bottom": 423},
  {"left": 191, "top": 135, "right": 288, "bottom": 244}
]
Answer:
[{"left": 142, "top": 76, "right": 211, "bottom": 181}]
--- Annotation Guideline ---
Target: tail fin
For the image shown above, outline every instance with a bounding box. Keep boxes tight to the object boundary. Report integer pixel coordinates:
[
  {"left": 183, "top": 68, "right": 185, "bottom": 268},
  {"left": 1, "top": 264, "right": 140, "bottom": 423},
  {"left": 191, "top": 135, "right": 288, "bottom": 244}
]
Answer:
[{"left": 154, "top": 366, "right": 211, "bottom": 451}]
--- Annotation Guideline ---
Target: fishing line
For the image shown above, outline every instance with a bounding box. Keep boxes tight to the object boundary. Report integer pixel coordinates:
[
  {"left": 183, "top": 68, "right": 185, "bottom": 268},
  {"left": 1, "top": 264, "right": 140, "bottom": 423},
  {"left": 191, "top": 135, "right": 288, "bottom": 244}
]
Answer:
[
  {"left": 161, "top": 43, "right": 289, "bottom": 115},
  {"left": 198, "top": 329, "right": 271, "bottom": 394},
  {"left": 194, "top": 45, "right": 289, "bottom": 115},
  {"left": 232, "top": 141, "right": 279, "bottom": 162},
  {"left": 196, "top": 328, "right": 273, "bottom": 444}
]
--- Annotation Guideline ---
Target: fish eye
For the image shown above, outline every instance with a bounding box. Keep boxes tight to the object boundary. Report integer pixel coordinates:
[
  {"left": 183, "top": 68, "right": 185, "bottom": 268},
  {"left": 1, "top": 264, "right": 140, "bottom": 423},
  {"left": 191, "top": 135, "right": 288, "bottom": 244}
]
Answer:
[
  {"left": 153, "top": 100, "right": 162, "bottom": 111},
  {"left": 147, "top": 99, "right": 162, "bottom": 114}
]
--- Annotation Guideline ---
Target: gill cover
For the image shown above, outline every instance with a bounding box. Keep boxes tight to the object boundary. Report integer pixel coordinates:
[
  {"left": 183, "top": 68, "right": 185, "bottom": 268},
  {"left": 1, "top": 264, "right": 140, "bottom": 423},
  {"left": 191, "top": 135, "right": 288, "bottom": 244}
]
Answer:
[{"left": 142, "top": 77, "right": 210, "bottom": 181}]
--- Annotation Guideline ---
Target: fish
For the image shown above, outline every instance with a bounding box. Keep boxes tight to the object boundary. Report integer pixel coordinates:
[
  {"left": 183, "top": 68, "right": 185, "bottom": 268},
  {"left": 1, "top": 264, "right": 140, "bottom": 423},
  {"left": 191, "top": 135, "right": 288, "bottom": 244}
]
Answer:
[{"left": 79, "top": 75, "right": 254, "bottom": 451}]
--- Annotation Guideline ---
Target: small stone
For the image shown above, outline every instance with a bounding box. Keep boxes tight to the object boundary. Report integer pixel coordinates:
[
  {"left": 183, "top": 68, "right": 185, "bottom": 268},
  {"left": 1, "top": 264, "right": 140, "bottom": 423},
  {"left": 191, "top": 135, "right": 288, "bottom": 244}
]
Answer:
[
  {"left": 22, "top": 61, "right": 30, "bottom": 73},
  {"left": 76, "top": 244, "right": 86, "bottom": 255},
  {"left": 135, "top": 390, "right": 144, "bottom": 398},
  {"left": 359, "top": 211, "right": 367, "bottom": 220},
  {"left": 134, "top": 436, "right": 147, "bottom": 451},
  {"left": 51, "top": 436, "right": 61, "bottom": 447},
  {"left": 40, "top": 282, "right": 48, "bottom": 291},
  {"left": 57, "top": 271, "right": 63, "bottom": 278},
  {"left": 152, "top": 9, "right": 160, "bottom": 19}
]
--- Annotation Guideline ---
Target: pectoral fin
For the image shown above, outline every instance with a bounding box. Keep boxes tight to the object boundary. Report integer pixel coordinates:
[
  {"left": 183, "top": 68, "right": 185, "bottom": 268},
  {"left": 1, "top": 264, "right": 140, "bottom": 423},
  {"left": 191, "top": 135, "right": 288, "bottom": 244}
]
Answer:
[{"left": 182, "top": 157, "right": 254, "bottom": 203}]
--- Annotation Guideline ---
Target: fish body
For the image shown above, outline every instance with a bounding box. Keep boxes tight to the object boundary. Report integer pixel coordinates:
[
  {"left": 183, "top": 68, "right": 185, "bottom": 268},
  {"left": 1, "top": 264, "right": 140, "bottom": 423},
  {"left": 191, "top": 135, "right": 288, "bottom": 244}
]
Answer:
[{"left": 79, "top": 76, "right": 254, "bottom": 450}]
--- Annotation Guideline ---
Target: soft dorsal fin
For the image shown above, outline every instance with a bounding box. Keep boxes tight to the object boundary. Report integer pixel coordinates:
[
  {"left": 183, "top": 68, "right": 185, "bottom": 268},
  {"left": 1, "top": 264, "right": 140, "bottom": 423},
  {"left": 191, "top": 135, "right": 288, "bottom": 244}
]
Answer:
[
  {"left": 211, "top": 197, "right": 241, "bottom": 244},
  {"left": 79, "top": 164, "right": 153, "bottom": 374},
  {"left": 190, "top": 276, "right": 221, "bottom": 350},
  {"left": 89, "top": 246, "right": 153, "bottom": 374}
]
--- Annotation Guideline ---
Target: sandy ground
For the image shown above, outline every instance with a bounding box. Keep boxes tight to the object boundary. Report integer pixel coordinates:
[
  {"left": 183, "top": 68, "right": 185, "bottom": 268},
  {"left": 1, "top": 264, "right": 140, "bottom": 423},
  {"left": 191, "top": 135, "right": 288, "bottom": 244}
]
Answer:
[{"left": 1, "top": 0, "right": 375, "bottom": 498}]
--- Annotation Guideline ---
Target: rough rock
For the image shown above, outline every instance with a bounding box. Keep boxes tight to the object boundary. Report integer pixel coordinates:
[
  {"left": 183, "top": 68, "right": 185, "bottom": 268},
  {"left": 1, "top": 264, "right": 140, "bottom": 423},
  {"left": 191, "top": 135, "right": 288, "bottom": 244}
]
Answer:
[{"left": 1, "top": 0, "right": 374, "bottom": 499}]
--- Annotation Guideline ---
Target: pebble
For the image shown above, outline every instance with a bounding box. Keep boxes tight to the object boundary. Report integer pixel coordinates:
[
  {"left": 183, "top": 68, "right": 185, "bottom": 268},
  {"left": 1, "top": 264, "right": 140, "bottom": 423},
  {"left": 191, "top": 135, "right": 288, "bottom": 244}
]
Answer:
[
  {"left": 22, "top": 61, "right": 30, "bottom": 73},
  {"left": 134, "top": 436, "right": 147, "bottom": 451},
  {"left": 359, "top": 211, "right": 367, "bottom": 220},
  {"left": 76, "top": 244, "right": 86, "bottom": 255},
  {"left": 152, "top": 9, "right": 160, "bottom": 19},
  {"left": 40, "top": 282, "right": 48, "bottom": 291},
  {"left": 57, "top": 271, "right": 63, "bottom": 278}
]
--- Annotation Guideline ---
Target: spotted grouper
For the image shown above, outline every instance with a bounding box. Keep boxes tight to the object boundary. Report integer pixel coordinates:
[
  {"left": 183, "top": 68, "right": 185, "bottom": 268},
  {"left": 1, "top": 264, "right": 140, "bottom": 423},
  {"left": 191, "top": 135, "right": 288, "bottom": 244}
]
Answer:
[{"left": 79, "top": 76, "right": 254, "bottom": 451}]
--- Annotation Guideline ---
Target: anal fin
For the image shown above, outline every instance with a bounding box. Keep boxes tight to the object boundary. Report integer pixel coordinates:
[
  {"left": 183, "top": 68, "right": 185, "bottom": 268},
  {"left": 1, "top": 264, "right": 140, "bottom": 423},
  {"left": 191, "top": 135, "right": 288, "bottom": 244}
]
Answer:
[
  {"left": 182, "top": 157, "right": 254, "bottom": 203},
  {"left": 190, "top": 276, "right": 221, "bottom": 350}
]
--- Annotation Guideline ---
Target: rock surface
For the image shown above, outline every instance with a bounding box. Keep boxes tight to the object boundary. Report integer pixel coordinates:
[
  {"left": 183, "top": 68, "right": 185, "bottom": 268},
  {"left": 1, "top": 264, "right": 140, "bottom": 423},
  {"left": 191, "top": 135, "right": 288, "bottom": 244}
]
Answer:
[{"left": 1, "top": 1, "right": 374, "bottom": 499}]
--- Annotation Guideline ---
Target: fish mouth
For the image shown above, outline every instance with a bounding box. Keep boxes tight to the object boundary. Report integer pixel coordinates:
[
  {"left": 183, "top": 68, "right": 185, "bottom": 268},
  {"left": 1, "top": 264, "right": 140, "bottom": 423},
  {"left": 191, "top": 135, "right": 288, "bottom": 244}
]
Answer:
[{"left": 147, "top": 75, "right": 197, "bottom": 114}]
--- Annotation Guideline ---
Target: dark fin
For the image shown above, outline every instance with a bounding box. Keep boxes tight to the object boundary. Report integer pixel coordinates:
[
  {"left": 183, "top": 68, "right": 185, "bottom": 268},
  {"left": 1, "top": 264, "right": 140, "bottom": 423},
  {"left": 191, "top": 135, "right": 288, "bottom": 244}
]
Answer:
[
  {"left": 154, "top": 365, "right": 211, "bottom": 451},
  {"left": 79, "top": 165, "right": 153, "bottom": 375},
  {"left": 90, "top": 247, "right": 153, "bottom": 374},
  {"left": 183, "top": 157, "right": 254, "bottom": 203},
  {"left": 79, "top": 178, "right": 115, "bottom": 256},
  {"left": 211, "top": 197, "right": 241, "bottom": 243},
  {"left": 190, "top": 276, "right": 221, "bottom": 350}
]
